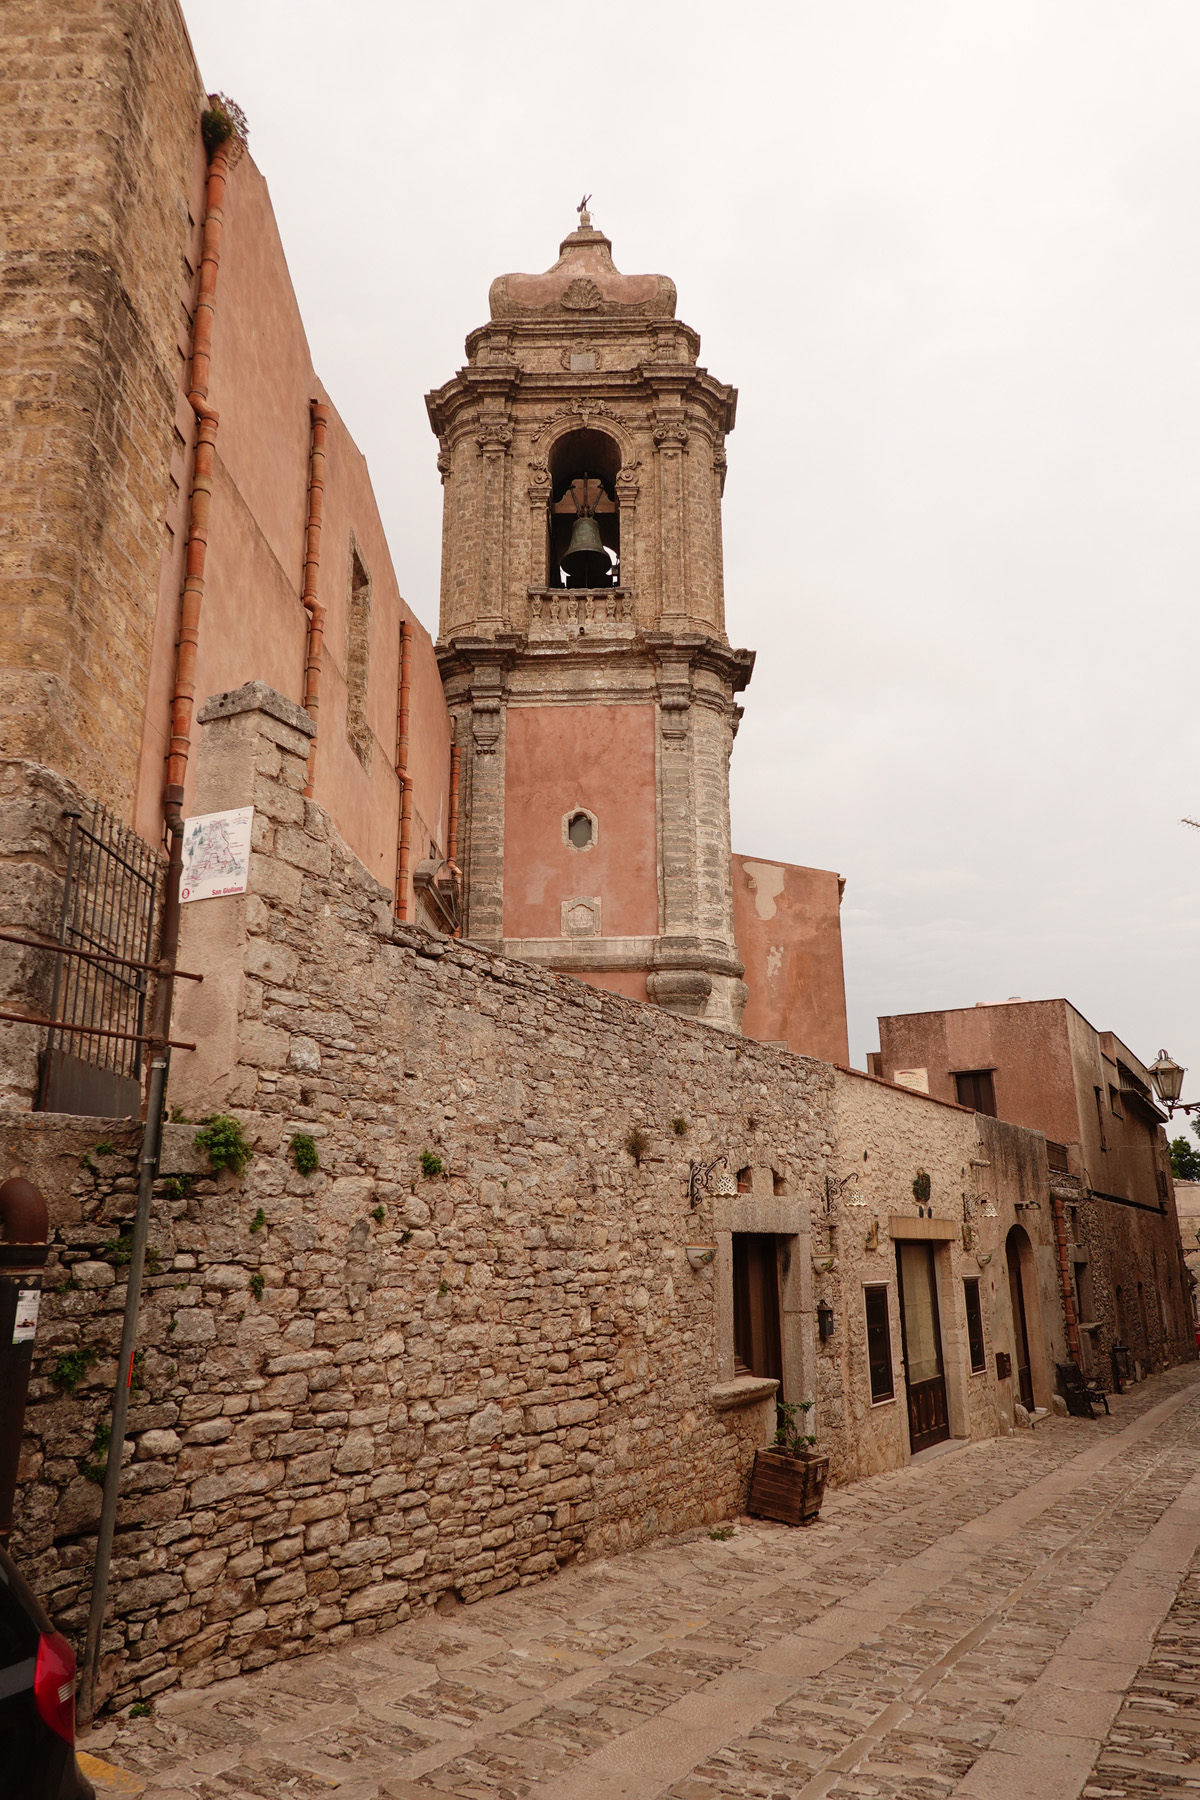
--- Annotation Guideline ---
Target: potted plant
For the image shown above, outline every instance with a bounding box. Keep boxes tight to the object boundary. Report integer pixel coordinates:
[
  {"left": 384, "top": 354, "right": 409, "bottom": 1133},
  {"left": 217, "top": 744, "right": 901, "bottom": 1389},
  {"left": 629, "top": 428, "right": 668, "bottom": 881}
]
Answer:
[{"left": 747, "top": 1400, "right": 829, "bottom": 1526}]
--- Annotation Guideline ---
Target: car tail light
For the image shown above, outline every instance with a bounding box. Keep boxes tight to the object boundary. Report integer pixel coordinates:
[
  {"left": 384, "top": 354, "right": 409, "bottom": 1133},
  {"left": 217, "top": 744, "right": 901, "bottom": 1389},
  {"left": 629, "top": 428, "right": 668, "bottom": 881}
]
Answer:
[{"left": 34, "top": 1630, "right": 76, "bottom": 1742}]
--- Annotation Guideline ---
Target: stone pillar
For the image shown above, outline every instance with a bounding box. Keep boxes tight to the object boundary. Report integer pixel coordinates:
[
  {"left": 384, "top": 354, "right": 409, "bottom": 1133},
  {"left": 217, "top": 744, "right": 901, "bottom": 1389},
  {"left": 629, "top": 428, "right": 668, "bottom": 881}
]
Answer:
[
  {"left": 475, "top": 422, "right": 512, "bottom": 630},
  {"left": 653, "top": 422, "right": 689, "bottom": 619},
  {"left": 172, "top": 683, "right": 317, "bottom": 1116},
  {"left": 462, "top": 665, "right": 507, "bottom": 948}
]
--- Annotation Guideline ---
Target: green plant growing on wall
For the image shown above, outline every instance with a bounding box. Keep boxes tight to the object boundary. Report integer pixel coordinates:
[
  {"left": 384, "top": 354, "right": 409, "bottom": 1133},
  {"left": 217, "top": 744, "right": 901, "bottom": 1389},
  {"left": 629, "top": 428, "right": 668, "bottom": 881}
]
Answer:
[
  {"left": 289, "top": 1133, "right": 319, "bottom": 1176},
  {"left": 912, "top": 1169, "right": 931, "bottom": 1204},
  {"left": 625, "top": 1127, "right": 649, "bottom": 1166},
  {"left": 371, "top": 1205, "right": 386, "bottom": 1224},
  {"left": 249, "top": 1273, "right": 265, "bottom": 1301},
  {"left": 438, "top": 1279, "right": 449, "bottom": 1297},
  {"left": 672, "top": 1118, "right": 688, "bottom": 1136},
  {"left": 131, "top": 1351, "right": 145, "bottom": 1393},
  {"left": 128, "top": 1702, "right": 152, "bottom": 1719},
  {"left": 400, "top": 1230, "right": 413, "bottom": 1246},
  {"left": 249, "top": 1208, "right": 266, "bottom": 1234},
  {"left": 420, "top": 1150, "right": 444, "bottom": 1179},
  {"left": 169, "top": 1106, "right": 189, "bottom": 1124},
  {"left": 160, "top": 1175, "right": 194, "bottom": 1201},
  {"left": 80, "top": 1420, "right": 111, "bottom": 1485},
  {"left": 194, "top": 1114, "right": 253, "bottom": 1176},
  {"left": 200, "top": 92, "right": 249, "bottom": 157},
  {"left": 52, "top": 1347, "right": 98, "bottom": 1392},
  {"left": 94, "top": 1141, "right": 114, "bottom": 1156}
]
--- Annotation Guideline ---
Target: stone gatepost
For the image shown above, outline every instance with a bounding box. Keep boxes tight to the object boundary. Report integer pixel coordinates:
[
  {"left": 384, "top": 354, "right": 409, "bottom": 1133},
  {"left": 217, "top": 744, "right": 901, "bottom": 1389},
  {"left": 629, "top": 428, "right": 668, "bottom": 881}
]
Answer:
[{"left": 171, "top": 683, "right": 319, "bottom": 1117}]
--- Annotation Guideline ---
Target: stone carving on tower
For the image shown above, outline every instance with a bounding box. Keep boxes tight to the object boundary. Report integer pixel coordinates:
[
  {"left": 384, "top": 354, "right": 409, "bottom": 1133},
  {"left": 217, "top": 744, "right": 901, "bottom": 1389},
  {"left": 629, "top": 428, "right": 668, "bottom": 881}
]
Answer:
[{"left": 426, "top": 205, "right": 754, "bottom": 1028}]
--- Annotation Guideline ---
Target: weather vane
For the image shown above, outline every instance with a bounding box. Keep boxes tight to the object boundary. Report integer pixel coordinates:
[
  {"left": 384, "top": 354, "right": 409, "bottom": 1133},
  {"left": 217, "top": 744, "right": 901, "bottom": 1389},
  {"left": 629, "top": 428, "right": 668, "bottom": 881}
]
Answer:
[{"left": 577, "top": 193, "right": 592, "bottom": 228}]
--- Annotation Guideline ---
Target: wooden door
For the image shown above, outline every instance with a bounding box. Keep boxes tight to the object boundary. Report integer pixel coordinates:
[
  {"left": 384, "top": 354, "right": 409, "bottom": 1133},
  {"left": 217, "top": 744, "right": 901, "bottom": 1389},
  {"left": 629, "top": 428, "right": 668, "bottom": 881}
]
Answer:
[
  {"left": 896, "top": 1241, "right": 949, "bottom": 1452},
  {"left": 733, "top": 1234, "right": 783, "bottom": 1384}
]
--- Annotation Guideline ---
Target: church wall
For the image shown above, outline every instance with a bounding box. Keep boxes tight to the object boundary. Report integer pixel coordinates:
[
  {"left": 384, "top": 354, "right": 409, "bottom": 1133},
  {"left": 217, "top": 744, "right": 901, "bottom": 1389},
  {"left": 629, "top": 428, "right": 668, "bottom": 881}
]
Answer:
[
  {"left": 501, "top": 703, "right": 658, "bottom": 942},
  {"left": 734, "top": 855, "right": 850, "bottom": 1064},
  {"left": 4, "top": 686, "right": 835, "bottom": 1708}
]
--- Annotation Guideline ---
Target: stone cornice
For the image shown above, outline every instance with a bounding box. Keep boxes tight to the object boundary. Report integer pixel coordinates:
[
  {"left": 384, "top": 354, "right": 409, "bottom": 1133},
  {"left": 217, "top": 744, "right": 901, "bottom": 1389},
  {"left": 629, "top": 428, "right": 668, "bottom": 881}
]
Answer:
[
  {"left": 437, "top": 630, "right": 755, "bottom": 699},
  {"left": 426, "top": 364, "right": 737, "bottom": 445}
]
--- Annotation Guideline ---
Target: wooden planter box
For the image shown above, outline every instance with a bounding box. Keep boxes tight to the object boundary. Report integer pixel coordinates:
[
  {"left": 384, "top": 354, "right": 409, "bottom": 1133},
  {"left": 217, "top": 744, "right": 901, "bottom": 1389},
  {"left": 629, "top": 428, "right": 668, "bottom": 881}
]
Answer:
[{"left": 748, "top": 1448, "right": 829, "bottom": 1526}]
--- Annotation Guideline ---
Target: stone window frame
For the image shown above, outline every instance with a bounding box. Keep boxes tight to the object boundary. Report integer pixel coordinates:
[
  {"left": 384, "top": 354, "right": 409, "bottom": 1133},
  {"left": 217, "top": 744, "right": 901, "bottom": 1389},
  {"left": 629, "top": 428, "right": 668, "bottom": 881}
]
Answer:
[
  {"left": 562, "top": 806, "right": 598, "bottom": 852},
  {"left": 707, "top": 1171, "right": 814, "bottom": 1444}
]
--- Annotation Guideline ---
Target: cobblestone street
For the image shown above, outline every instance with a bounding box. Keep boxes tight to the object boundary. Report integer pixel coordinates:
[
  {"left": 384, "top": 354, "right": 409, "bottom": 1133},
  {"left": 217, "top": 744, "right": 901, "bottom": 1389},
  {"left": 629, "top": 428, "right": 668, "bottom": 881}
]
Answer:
[{"left": 80, "top": 1366, "right": 1200, "bottom": 1800}]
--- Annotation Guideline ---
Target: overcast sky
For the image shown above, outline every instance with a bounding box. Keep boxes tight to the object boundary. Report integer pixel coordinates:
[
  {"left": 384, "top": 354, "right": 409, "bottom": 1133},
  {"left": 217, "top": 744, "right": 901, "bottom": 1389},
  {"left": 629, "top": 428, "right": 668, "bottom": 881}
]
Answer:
[{"left": 180, "top": 1, "right": 1200, "bottom": 1097}]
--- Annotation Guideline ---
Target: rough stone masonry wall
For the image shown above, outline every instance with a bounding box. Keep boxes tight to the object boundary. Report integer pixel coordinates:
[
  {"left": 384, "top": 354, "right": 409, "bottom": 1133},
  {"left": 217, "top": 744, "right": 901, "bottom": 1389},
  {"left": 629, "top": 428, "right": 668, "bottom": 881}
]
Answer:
[
  {"left": 3, "top": 689, "right": 834, "bottom": 1709},
  {"left": 0, "top": 0, "right": 202, "bottom": 809}
]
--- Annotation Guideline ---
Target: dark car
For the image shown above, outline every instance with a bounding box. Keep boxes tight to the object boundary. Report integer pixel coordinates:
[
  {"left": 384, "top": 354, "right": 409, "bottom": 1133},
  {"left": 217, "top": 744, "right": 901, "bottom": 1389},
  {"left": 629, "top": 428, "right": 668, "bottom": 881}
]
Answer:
[{"left": 0, "top": 1549, "right": 94, "bottom": 1800}]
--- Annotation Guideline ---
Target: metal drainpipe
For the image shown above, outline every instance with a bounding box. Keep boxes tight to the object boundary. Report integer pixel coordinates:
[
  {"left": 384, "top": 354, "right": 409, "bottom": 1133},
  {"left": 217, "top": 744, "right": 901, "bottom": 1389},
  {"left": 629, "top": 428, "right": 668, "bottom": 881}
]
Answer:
[
  {"left": 301, "top": 401, "right": 329, "bottom": 796},
  {"left": 394, "top": 621, "right": 413, "bottom": 919},
  {"left": 1051, "top": 1191, "right": 1083, "bottom": 1369}
]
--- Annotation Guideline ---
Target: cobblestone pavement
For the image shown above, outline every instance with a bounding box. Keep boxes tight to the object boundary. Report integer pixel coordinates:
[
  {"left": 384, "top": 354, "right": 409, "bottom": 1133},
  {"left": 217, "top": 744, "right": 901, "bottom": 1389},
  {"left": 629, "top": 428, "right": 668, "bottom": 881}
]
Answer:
[{"left": 80, "top": 1366, "right": 1200, "bottom": 1800}]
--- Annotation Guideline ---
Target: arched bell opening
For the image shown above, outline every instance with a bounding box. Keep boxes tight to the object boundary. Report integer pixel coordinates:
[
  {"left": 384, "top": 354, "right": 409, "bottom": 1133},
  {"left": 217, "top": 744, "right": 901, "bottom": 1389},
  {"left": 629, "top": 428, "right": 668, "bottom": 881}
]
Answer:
[{"left": 547, "top": 428, "right": 621, "bottom": 589}]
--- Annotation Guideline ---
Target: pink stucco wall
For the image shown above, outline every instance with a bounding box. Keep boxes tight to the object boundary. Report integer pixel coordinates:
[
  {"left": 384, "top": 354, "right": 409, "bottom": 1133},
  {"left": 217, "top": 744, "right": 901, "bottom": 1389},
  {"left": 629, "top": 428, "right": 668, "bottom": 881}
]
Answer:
[
  {"left": 502, "top": 704, "right": 658, "bottom": 942},
  {"left": 733, "top": 854, "right": 849, "bottom": 1065},
  {"left": 134, "top": 151, "right": 450, "bottom": 903}
]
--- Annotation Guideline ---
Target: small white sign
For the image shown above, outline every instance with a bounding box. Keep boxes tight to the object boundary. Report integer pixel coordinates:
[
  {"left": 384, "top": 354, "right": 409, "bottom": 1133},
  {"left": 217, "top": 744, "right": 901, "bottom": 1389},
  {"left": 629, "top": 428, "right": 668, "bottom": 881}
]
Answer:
[
  {"left": 13, "top": 1289, "right": 40, "bottom": 1344},
  {"left": 180, "top": 807, "right": 254, "bottom": 904},
  {"left": 894, "top": 1067, "right": 930, "bottom": 1094}
]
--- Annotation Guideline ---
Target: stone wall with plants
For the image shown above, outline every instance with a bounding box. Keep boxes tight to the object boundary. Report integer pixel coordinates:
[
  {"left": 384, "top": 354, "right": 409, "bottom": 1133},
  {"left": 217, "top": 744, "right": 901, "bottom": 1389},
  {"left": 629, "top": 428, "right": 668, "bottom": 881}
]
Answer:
[{"left": 2, "top": 688, "right": 836, "bottom": 1710}]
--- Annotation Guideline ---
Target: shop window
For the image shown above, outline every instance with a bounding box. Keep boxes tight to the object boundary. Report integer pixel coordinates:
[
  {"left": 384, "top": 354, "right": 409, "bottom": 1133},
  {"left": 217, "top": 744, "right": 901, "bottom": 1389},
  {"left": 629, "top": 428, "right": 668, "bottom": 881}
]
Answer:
[
  {"left": 963, "top": 1277, "right": 986, "bottom": 1372},
  {"left": 732, "top": 1235, "right": 782, "bottom": 1383},
  {"left": 864, "top": 1284, "right": 894, "bottom": 1402},
  {"left": 954, "top": 1070, "right": 996, "bottom": 1116}
]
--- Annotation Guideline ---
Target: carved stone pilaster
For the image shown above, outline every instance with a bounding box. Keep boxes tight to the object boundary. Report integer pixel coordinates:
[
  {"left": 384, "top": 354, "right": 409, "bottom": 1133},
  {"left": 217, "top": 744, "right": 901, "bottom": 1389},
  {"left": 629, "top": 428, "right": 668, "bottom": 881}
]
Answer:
[
  {"left": 476, "top": 421, "right": 512, "bottom": 627},
  {"left": 653, "top": 421, "right": 689, "bottom": 617}
]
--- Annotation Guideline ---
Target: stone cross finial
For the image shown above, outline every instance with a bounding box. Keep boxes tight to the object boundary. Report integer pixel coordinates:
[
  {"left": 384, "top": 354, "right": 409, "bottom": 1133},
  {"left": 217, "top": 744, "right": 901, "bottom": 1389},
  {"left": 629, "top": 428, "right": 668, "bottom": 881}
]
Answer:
[{"left": 577, "top": 193, "right": 592, "bottom": 229}]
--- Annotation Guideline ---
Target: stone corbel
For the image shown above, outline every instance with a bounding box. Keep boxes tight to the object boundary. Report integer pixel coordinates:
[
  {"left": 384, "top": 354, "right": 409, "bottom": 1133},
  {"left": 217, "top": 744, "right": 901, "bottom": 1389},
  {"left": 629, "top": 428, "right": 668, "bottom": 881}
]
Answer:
[
  {"left": 476, "top": 422, "right": 513, "bottom": 454},
  {"left": 653, "top": 422, "right": 690, "bottom": 449}
]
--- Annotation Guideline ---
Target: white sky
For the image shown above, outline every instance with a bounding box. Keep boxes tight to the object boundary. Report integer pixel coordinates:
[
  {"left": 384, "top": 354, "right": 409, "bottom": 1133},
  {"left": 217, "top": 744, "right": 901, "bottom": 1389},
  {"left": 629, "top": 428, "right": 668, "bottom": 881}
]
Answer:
[{"left": 180, "top": 1, "right": 1200, "bottom": 1101}]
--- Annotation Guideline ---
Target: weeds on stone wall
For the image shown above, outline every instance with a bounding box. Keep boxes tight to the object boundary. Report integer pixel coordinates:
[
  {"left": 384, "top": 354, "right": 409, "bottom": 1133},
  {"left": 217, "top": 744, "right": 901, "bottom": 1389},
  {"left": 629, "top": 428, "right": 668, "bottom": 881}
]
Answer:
[
  {"left": 419, "top": 1150, "right": 444, "bottom": 1178},
  {"left": 289, "top": 1132, "right": 319, "bottom": 1176},
  {"left": 625, "top": 1127, "right": 649, "bottom": 1166},
  {"left": 51, "top": 1347, "right": 97, "bottom": 1392},
  {"left": 249, "top": 1207, "right": 266, "bottom": 1234},
  {"left": 672, "top": 1118, "right": 688, "bottom": 1135},
  {"left": 194, "top": 1114, "right": 252, "bottom": 1176}
]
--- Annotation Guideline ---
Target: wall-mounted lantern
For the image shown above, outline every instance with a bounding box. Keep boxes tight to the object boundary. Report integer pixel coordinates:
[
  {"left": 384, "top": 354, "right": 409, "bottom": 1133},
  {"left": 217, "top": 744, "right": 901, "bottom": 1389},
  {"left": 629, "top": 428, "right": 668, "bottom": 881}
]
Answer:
[{"left": 817, "top": 1299, "right": 835, "bottom": 1341}]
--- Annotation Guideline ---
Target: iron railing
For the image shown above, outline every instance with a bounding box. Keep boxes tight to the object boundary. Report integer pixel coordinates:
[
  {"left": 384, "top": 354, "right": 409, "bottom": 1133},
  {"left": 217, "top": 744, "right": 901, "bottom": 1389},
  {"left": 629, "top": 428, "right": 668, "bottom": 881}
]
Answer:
[{"left": 35, "top": 805, "right": 160, "bottom": 1117}]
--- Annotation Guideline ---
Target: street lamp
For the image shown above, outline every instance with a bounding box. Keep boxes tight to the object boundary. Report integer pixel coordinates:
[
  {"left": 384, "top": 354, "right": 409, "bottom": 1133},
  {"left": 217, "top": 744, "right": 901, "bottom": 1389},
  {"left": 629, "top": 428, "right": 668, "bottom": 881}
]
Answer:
[{"left": 1149, "top": 1050, "right": 1199, "bottom": 1118}]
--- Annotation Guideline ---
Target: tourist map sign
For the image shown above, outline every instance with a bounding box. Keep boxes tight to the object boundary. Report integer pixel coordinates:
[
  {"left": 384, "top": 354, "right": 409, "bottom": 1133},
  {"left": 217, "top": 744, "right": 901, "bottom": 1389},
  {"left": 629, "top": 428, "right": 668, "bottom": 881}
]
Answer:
[{"left": 180, "top": 806, "right": 255, "bottom": 903}]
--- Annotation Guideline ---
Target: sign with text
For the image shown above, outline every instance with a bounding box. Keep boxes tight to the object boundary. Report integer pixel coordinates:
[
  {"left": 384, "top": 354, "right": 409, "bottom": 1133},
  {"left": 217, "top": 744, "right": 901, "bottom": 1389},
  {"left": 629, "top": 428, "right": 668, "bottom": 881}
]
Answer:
[{"left": 180, "top": 806, "right": 254, "bottom": 904}]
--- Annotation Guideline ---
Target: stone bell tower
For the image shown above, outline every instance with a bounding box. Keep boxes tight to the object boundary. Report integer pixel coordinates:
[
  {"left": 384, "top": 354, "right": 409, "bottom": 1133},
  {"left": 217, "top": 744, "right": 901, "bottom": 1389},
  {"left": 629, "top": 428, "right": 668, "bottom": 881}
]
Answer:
[{"left": 426, "top": 206, "right": 754, "bottom": 1028}]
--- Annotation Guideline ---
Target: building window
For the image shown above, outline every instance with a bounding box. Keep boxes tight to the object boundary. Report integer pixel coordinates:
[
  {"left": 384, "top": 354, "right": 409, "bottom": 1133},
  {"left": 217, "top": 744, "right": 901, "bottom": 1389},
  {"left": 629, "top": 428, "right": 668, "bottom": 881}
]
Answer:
[
  {"left": 736, "top": 1166, "right": 752, "bottom": 1193},
  {"left": 345, "top": 544, "right": 372, "bottom": 770},
  {"left": 864, "top": 1284, "right": 894, "bottom": 1402},
  {"left": 1046, "top": 1140, "right": 1070, "bottom": 1173},
  {"left": 964, "top": 1277, "right": 986, "bottom": 1372},
  {"left": 954, "top": 1070, "right": 996, "bottom": 1116},
  {"left": 1094, "top": 1086, "right": 1108, "bottom": 1152},
  {"left": 1108, "top": 1084, "right": 1123, "bottom": 1120},
  {"left": 732, "top": 1234, "right": 782, "bottom": 1382},
  {"left": 568, "top": 811, "right": 593, "bottom": 849}
]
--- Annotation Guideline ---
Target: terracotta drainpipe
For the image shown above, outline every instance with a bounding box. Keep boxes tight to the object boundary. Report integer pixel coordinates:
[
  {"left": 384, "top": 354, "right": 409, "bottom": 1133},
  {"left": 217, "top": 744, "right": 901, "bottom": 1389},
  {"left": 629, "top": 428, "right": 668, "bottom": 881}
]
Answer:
[
  {"left": 447, "top": 740, "right": 461, "bottom": 936},
  {"left": 1051, "top": 1190, "right": 1084, "bottom": 1368},
  {"left": 394, "top": 620, "right": 414, "bottom": 919},
  {"left": 164, "top": 137, "right": 232, "bottom": 837},
  {"left": 300, "top": 400, "right": 329, "bottom": 796}
]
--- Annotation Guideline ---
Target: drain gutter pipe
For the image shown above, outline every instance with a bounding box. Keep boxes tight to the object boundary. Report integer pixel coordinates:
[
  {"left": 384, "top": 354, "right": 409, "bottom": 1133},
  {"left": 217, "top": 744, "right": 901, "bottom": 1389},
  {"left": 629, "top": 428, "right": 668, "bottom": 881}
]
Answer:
[
  {"left": 394, "top": 621, "right": 413, "bottom": 919},
  {"left": 80, "top": 122, "right": 233, "bottom": 1726},
  {"left": 301, "top": 401, "right": 329, "bottom": 796}
]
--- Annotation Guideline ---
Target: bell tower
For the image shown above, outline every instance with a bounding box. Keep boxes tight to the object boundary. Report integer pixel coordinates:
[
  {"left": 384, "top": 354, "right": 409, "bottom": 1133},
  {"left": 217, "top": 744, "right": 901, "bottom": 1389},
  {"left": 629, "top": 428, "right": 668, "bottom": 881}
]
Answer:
[{"left": 426, "top": 206, "right": 754, "bottom": 1028}]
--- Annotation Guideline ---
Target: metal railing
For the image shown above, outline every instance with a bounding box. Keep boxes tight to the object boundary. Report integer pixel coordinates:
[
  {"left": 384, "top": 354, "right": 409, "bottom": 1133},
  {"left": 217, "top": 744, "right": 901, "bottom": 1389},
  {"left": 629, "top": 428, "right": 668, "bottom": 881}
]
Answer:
[{"left": 36, "top": 805, "right": 159, "bottom": 1116}]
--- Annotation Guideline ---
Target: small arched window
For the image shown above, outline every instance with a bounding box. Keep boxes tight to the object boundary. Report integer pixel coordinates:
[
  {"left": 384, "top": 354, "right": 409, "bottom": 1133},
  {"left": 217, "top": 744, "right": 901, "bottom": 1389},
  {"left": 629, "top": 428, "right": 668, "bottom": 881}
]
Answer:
[{"left": 563, "top": 808, "right": 597, "bottom": 851}]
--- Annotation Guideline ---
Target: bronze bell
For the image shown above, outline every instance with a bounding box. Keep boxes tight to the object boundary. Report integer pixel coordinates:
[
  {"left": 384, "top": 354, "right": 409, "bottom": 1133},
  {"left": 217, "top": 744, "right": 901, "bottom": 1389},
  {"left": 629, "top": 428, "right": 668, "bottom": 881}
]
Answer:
[{"left": 561, "top": 511, "right": 610, "bottom": 588}]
